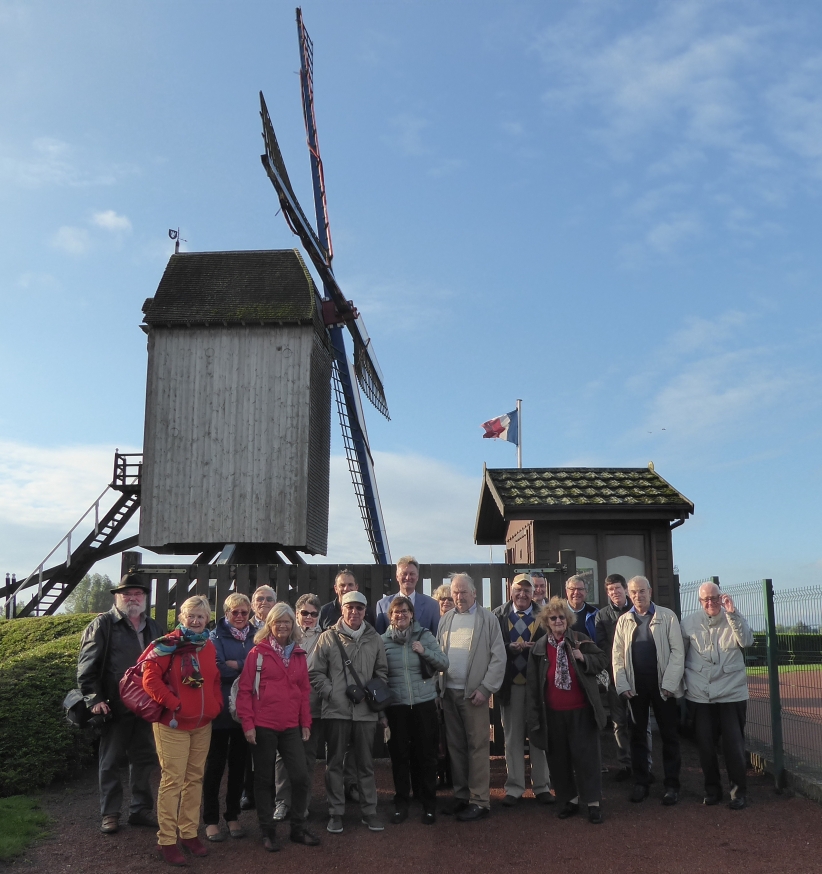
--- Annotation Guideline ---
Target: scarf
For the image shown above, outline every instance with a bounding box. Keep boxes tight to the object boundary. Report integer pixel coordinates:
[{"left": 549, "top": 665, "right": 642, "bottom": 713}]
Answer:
[
  {"left": 146, "top": 627, "right": 209, "bottom": 688},
  {"left": 339, "top": 620, "right": 365, "bottom": 641},
  {"left": 546, "top": 634, "right": 572, "bottom": 691},
  {"left": 228, "top": 623, "right": 251, "bottom": 642},
  {"left": 269, "top": 636, "right": 295, "bottom": 667},
  {"left": 386, "top": 624, "right": 411, "bottom": 644}
]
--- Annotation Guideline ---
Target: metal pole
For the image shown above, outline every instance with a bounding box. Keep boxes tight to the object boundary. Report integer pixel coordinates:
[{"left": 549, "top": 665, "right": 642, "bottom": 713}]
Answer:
[
  {"left": 516, "top": 398, "right": 522, "bottom": 469},
  {"left": 763, "top": 578, "right": 785, "bottom": 791}
]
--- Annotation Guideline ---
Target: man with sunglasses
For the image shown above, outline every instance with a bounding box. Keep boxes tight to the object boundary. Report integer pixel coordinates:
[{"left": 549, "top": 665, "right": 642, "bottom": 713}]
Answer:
[
  {"left": 311, "top": 590, "right": 388, "bottom": 834},
  {"left": 250, "top": 586, "right": 277, "bottom": 628},
  {"left": 681, "top": 582, "right": 753, "bottom": 810}
]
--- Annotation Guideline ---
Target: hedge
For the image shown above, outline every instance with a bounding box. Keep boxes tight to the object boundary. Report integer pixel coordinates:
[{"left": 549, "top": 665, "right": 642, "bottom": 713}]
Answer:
[{"left": 0, "top": 618, "right": 97, "bottom": 797}]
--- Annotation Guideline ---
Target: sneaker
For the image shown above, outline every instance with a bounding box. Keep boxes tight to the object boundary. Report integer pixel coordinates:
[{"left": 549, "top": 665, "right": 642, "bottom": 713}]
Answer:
[
  {"left": 326, "top": 816, "right": 343, "bottom": 834},
  {"left": 361, "top": 814, "right": 385, "bottom": 831},
  {"left": 273, "top": 802, "right": 290, "bottom": 822}
]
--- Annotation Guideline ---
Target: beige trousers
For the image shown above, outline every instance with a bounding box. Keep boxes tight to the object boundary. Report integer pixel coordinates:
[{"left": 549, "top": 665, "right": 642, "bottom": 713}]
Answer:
[
  {"left": 153, "top": 722, "right": 212, "bottom": 845},
  {"left": 443, "top": 688, "right": 491, "bottom": 809}
]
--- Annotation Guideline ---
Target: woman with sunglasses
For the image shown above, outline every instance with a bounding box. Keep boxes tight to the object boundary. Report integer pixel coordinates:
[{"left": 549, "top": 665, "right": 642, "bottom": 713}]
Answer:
[
  {"left": 525, "top": 596, "right": 608, "bottom": 825},
  {"left": 202, "top": 593, "right": 256, "bottom": 842},
  {"left": 272, "top": 594, "right": 324, "bottom": 822}
]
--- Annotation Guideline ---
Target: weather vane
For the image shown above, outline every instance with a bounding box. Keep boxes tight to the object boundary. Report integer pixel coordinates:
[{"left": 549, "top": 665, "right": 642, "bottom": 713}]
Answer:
[{"left": 168, "top": 227, "right": 187, "bottom": 254}]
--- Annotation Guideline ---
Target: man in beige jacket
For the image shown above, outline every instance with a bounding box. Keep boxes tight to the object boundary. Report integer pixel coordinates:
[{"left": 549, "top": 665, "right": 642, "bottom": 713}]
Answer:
[
  {"left": 612, "top": 576, "right": 684, "bottom": 806},
  {"left": 437, "top": 573, "right": 506, "bottom": 821},
  {"left": 681, "top": 582, "right": 753, "bottom": 810}
]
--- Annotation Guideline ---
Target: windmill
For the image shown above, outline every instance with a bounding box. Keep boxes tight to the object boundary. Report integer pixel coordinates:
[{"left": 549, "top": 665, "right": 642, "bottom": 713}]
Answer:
[{"left": 259, "top": 7, "right": 391, "bottom": 564}]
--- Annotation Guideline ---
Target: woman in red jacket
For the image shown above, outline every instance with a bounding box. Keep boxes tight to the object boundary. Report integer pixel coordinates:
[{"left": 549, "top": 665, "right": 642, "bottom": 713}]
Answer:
[
  {"left": 142, "top": 595, "right": 222, "bottom": 866},
  {"left": 235, "top": 602, "right": 319, "bottom": 851}
]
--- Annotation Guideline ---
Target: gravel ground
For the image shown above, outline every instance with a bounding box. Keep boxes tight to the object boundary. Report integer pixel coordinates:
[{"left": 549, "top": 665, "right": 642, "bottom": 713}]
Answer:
[{"left": 5, "top": 732, "right": 820, "bottom": 874}]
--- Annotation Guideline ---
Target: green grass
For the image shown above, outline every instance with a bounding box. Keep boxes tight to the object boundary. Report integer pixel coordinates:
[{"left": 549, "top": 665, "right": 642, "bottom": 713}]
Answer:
[
  {"left": 0, "top": 796, "right": 50, "bottom": 861},
  {"left": 747, "top": 664, "right": 822, "bottom": 675}
]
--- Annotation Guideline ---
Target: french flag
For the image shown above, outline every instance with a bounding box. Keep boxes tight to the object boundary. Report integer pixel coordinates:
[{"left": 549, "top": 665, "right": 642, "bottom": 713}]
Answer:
[{"left": 481, "top": 409, "right": 519, "bottom": 445}]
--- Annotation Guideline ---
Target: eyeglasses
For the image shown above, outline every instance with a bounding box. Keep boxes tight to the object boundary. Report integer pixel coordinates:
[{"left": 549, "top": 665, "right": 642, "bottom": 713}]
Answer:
[
  {"left": 391, "top": 609, "right": 411, "bottom": 616},
  {"left": 700, "top": 596, "right": 722, "bottom": 604},
  {"left": 299, "top": 610, "right": 319, "bottom": 618},
  {"left": 344, "top": 604, "right": 366, "bottom": 611},
  {"left": 438, "top": 598, "right": 454, "bottom": 603},
  {"left": 547, "top": 616, "right": 566, "bottom": 623},
  {"left": 254, "top": 596, "right": 276, "bottom": 603},
  {"left": 566, "top": 587, "right": 586, "bottom": 594},
  {"left": 229, "top": 609, "right": 250, "bottom": 617}
]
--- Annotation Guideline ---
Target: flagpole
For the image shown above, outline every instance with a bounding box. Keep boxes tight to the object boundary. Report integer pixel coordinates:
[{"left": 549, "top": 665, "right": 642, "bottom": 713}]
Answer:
[{"left": 516, "top": 398, "right": 522, "bottom": 468}]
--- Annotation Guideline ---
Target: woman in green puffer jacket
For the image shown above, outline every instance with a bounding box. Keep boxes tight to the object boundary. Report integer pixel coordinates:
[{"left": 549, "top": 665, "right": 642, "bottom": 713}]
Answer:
[{"left": 381, "top": 595, "right": 449, "bottom": 825}]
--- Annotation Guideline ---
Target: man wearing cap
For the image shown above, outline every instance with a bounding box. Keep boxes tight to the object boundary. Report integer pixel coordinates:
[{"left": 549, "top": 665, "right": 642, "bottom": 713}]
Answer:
[
  {"left": 76, "top": 573, "right": 162, "bottom": 834},
  {"left": 492, "top": 573, "right": 552, "bottom": 806},
  {"left": 375, "top": 556, "right": 440, "bottom": 634},
  {"left": 310, "top": 589, "right": 389, "bottom": 834}
]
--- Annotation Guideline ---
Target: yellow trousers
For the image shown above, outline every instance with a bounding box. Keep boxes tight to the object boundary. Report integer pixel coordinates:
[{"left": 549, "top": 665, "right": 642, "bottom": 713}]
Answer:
[{"left": 153, "top": 722, "right": 212, "bottom": 845}]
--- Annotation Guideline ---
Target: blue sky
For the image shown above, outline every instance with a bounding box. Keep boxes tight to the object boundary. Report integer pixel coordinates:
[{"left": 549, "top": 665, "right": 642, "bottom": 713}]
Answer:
[{"left": 2, "top": 0, "right": 822, "bottom": 595}]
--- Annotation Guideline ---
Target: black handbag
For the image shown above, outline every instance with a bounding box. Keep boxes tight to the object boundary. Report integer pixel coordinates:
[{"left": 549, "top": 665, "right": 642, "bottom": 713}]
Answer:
[
  {"left": 333, "top": 632, "right": 393, "bottom": 712},
  {"left": 64, "top": 613, "right": 113, "bottom": 727},
  {"left": 418, "top": 652, "right": 435, "bottom": 680}
]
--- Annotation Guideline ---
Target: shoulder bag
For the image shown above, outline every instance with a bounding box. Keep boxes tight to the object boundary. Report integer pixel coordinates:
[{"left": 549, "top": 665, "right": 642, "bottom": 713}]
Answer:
[{"left": 333, "top": 632, "right": 393, "bottom": 712}]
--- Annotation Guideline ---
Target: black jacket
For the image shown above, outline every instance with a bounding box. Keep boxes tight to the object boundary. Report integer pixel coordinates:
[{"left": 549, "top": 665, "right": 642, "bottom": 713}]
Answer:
[
  {"left": 492, "top": 600, "right": 545, "bottom": 706},
  {"left": 76, "top": 606, "right": 161, "bottom": 717},
  {"left": 594, "top": 600, "right": 632, "bottom": 671}
]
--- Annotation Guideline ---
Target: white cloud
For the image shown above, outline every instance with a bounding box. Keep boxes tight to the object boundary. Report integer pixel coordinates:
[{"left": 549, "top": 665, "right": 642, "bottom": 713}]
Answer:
[
  {"left": 767, "top": 55, "right": 822, "bottom": 177},
  {"left": 51, "top": 225, "right": 90, "bottom": 255},
  {"left": 326, "top": 451, "right": 490, "bottom": 565},
  {"left": 92, "top": 210, "right": 132, "bottom": 232},
  {"left": 645, "top": 213, "right": 701, "bottom": 253}
]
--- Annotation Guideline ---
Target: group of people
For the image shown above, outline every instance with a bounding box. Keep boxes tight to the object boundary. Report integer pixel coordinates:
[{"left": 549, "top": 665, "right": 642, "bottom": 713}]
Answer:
[{"left": 76, "top": 558, "right": 753, "bottom": 866}]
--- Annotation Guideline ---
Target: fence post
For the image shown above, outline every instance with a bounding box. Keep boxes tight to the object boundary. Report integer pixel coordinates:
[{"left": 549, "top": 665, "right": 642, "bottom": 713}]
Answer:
[{"left": 763, "top": 578, "right": 785, "bottom": 791}]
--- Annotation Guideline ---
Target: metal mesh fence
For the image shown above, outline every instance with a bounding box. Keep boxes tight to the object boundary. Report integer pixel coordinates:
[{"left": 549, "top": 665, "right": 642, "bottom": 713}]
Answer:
[{"left": 680, "top": 577, "right": 822, "bottom": 784}]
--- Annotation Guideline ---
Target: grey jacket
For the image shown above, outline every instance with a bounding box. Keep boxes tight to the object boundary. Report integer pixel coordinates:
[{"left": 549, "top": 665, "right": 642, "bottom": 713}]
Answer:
[
  {"left": 76, "top": 606, "right": 161, "bottom": 717},
  {"left": 681, "top": 609, "right": 753, "bottom": 704},
  {"left": 612, "top": 604, "right": 685, "bottom": 698},
  {"left": 382, "top": 621, "right": 449, "bottom": 707},
  {"left": 309, "top": 620, "right": 388, "bottom": 722},
  {"left": 436, "top": 606, "right": 507, "bottom": 700}
]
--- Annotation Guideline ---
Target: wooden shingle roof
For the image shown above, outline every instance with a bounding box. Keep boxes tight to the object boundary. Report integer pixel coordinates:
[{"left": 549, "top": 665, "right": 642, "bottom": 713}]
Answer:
[
  {"left": 142, "top": 249, "right": 320, "bottom": 327},
  {"left": 475, "top": 466, "right": 694, "bottom": 544}
]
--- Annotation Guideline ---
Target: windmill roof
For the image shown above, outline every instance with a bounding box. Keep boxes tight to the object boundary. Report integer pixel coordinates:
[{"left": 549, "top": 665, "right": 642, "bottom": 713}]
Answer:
[
  {"left": 475, "top": 466, "right": 694, "bottom": 544},
  {"left": 142, "top": 249, "right": 320, "bottom": 326}
]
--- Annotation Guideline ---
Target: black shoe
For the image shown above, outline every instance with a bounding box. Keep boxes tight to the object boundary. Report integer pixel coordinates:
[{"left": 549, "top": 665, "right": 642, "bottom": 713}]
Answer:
[
  {"left": 630, "top": 784, "right": 649, "bottom": 803},
  {"left": 557, "top": 801, "right": 579, "bottom": 819},
  {"left": 240, "top": 793, "right": 255, "bottom": 811},
  {"left": 456, "top": 803, "right": 490, "bottom": 822},
  {"left": 128, "top": 810, "right": 158, "bottom": 828},
  {"left": 391, "top": 808, "right": 408, "bottom": 825},
  {"left": 290, "top": 826, "right": 321, "bottom": 846},
  {"left": 613, "top": 767, "right": 632, "bottom": 783},
  {"left": 502, "top": 795, "right": 519, "bottom": 808},
  {"left": 728, "top": 795, "right": 747, "bottom": 810},
  {"left": 262, "top": 833, "right": 280, "bottom": 852},
  {"left": 535, "top": 791, "right": 556, "bottom": 805},
  {"left": 588, "top": 805, "right": 603, "bottom": 824},
  {"left": 422, "top": 812, "right": 436, "bottom": 825},
  {"left": 703, "top": 793, "right": 722, "bottom": 806},
  {"left": 661, "top": 789, "right": 679, "bottom": 806},
  {"left": 441, "top": 800, "right": 469, "bottom": 816}
]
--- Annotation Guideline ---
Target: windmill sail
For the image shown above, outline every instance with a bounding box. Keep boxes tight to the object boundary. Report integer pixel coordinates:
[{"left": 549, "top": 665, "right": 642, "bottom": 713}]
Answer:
[{"left": 260, "top": 92, "right": 389, "bottom": 419}]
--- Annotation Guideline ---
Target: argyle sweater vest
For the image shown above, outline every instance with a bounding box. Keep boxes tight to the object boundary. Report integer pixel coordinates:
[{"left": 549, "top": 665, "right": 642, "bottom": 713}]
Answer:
[{"left": 508, "top": 611, "right": 537, "bottom": 685}]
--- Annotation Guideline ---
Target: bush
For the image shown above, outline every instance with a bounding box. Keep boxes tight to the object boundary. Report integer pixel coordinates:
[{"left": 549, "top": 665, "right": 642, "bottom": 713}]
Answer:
[
  {"left": 0, "top": 626, "right": 96, "bottom": 797},
  {"left": 0, "top": 615, "right": 95, "bottom": 662}
]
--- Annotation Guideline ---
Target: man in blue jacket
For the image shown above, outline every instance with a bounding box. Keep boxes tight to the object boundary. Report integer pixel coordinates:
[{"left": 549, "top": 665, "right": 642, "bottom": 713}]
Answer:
[
  {"left": 566, "top": 575, "right": 598, "bottom": 638},
  {"left": 375, "top": 556, "right": 439, "bottom": 634}
]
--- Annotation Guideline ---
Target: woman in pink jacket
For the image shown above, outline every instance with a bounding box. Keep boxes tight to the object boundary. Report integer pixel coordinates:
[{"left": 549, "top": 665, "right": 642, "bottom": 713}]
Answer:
[{"left": 235, "top": 602, "right": 320, "bottom": 851}]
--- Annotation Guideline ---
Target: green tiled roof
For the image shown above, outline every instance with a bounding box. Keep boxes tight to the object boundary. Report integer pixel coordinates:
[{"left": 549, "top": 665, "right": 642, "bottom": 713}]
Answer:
[
  {"left": 142, "top": 249, "right": 319, "bottom": 326},
  {"left": 487, "top": 467, "right": 693, "bottom": 509}
]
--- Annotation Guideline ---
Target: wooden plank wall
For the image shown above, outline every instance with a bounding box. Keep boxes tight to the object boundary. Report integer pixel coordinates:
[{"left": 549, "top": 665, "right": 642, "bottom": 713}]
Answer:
[
  {"left": 140, "top": 325, "right": 321, "bottom": 550},
  {"left": 146, "top": 563, "right": 521, "bottom": 631}
]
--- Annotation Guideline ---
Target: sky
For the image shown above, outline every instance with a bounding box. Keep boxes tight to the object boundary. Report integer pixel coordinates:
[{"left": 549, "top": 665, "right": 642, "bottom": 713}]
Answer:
[{"left": 2, "top": 0, "right": 822, "bottom": 603}]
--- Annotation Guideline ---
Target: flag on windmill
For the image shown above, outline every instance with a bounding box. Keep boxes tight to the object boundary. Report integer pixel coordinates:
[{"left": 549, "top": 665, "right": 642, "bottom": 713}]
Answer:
[
  {"left": 481, "top": 409, "right": 519, "bottom": 445},
  {"left": 481, "top": 400, "right": 522, "bottom": 467}
]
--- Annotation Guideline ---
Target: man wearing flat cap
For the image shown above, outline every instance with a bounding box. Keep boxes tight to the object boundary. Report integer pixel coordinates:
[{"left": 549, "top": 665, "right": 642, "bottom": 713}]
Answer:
[
  {"left": 76, "top": 573, "right": 162, "bottom": 834},
  {"left": 310, "top": 588, "right": 389, "bottom": 834},
  {"left": 493, "top": 573, "right": 552, "bottom": 806}
]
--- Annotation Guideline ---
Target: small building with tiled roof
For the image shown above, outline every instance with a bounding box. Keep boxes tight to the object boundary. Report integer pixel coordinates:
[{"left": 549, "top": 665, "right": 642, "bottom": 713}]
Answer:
[{"left": 475, "top": 465, "right": 693, "bottom": 611}]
